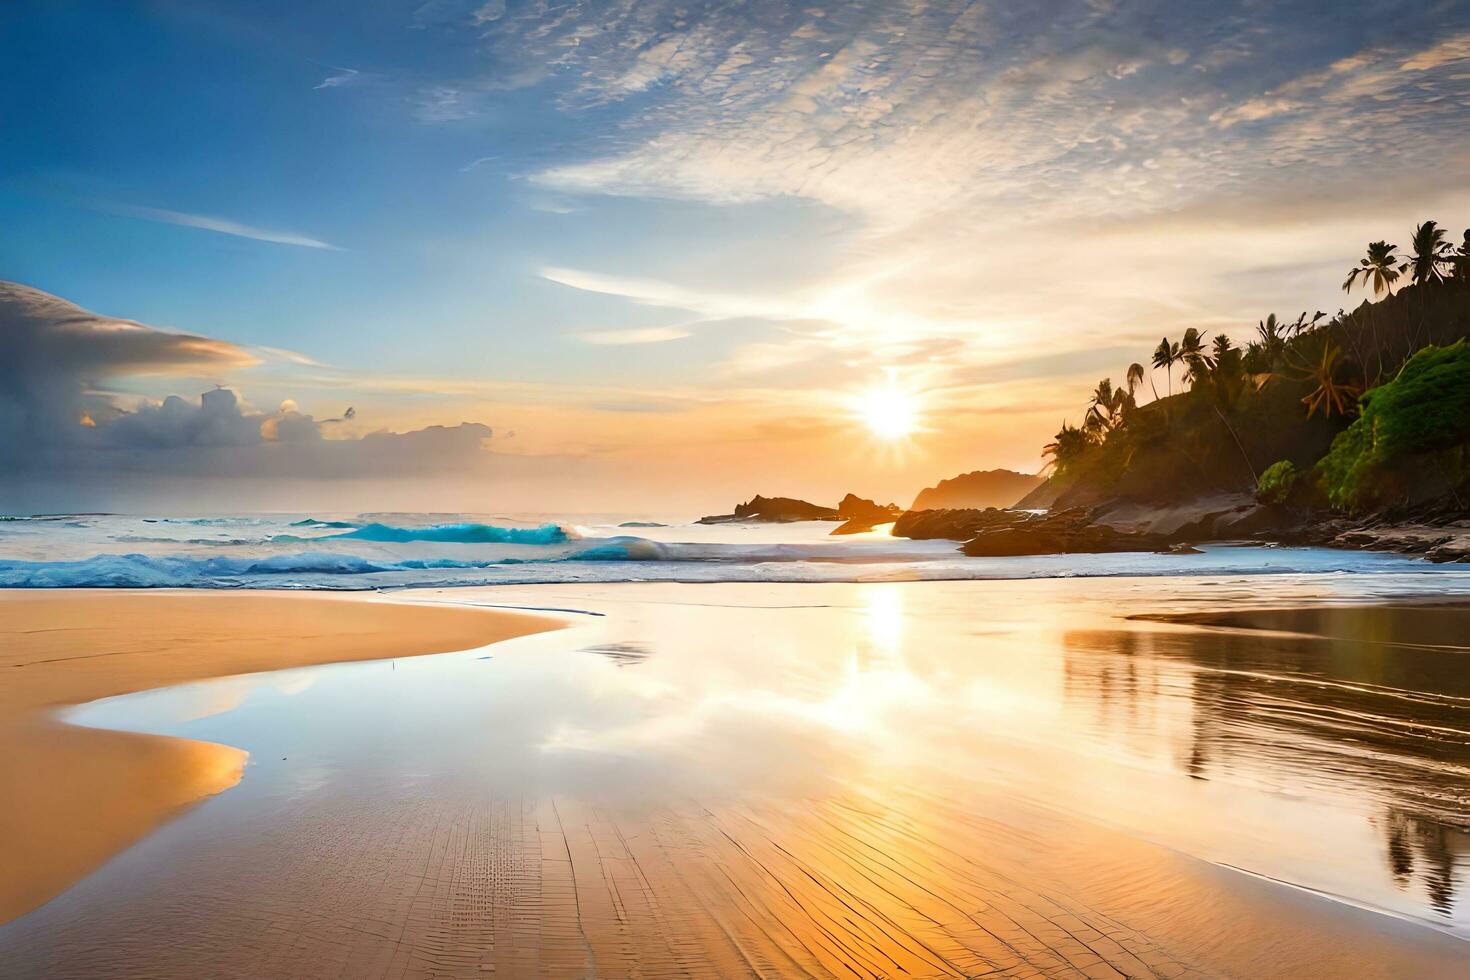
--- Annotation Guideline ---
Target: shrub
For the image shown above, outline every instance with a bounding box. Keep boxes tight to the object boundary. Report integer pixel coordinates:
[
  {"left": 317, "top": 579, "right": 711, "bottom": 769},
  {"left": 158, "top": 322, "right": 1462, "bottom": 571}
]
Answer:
[
  {"left": 1318, "top": 341, "right": 1470, "bottom": 510},
  {"left": 1255, "top": 460, "right": 1298, "bottom": 504}
]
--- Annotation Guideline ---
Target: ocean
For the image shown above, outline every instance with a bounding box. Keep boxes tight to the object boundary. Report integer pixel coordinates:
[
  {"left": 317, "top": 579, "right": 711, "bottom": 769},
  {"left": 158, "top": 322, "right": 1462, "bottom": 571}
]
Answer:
[{"left": 0, "top": 512, "right": 1462, "bottom": 590}]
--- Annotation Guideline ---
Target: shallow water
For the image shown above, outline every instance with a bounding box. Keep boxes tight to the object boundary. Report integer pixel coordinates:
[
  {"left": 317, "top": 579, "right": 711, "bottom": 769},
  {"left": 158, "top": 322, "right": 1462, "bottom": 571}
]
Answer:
[{"left": 4, "top": 575, "right": 1470, "bottom": 977}]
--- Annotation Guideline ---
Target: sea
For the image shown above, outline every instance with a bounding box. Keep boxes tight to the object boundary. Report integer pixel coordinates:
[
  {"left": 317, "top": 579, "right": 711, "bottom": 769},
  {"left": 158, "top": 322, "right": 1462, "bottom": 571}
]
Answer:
[{"left": 1, "top": 511, "right": 1464, "bottom": 590}]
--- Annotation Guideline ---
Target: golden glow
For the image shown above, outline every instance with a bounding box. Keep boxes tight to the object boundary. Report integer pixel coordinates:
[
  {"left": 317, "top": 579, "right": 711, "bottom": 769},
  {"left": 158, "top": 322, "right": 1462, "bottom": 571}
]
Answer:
[{"left": 854, "top": 381, "right": 921, "bottom": 441}]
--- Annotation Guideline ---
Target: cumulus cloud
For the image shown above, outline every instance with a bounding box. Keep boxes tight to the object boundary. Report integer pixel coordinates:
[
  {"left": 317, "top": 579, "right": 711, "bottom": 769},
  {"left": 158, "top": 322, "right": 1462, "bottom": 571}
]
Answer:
[
  {"left": 0, "top": 281, "right": 500, "bottom": 489},
  {"left": 0, "top": 280, "right": 258, "bottom": 457}
]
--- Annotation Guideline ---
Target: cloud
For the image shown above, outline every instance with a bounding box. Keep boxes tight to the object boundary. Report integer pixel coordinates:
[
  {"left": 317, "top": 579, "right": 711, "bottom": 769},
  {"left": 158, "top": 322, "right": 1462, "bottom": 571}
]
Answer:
[
  {"left": 0, "top": 279, "right": 258, "bottom": 457},
  {"left": 313, "top": 66, "right": 361, "bottom": 90},
  {"left": 411, "top": 85, "right": 473, "bottom": 122},
  {"left": 578, "top": 326, "right": 692, "bottom": 345},
  {"left": 1400, "top": 33, "right": 1470, "bottom": 71},
  {"left": 103, "top": 203, "right": 342, "bottom": 250},
  {"left": 485, "top": 3, "right": 1470, "bottom": 405},
  {"left": 0, "top": 281, "right": 500, "bottom": 487}
]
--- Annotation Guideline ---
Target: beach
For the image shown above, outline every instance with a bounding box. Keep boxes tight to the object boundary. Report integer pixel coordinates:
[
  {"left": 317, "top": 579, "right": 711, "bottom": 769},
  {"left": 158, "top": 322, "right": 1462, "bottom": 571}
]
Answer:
[
  {"left": 0, "top": 592, "right": 559, "bottom": 924},
  {"left": 1, "top": 580, "right": 1467, "bottom": 978}
]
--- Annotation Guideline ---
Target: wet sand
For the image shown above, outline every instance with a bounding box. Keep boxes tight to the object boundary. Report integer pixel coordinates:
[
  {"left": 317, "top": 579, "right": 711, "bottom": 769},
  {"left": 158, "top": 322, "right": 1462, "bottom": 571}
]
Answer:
[
  {"left": 0, "top": 591, "right": 559, "bottom": 923},
  {"left": 3, "top": 582, "right": 1470, "bottom": 977}
]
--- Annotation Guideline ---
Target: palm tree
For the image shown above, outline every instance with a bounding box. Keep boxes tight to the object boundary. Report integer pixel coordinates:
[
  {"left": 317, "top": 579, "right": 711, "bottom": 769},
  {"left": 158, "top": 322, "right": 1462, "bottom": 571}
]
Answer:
[
  {"left": 1406, "top": 220, "right": 1453, "bottom": 286},
  {"left": 1455, "top": 229, "right": 1470, "bottom": 282},
  {"left": 1210, "top": 334, "right": 1236, "bottom": 370},
  {"left": 1151, "top": 338, "right": 1179, "bottom": 398},
  {"left": 1042, "top": 422, "right": 1091, "bottom": 475},
  {"left": 1086, "top": 378, "right": 1115, "bottom": 431},
  {"left": 1126, "top": 362, "right": 1149, "bottom": 404},
  {"left": 1086, "top": 378, "right": 1132, "bottom": 433},
  {"left": 1294, "top": 337, "right": 1362, "bottom": 419},
  {"left": 1198, "top": 336, "right": 1255, "bottom": 483},
  {"left": 1285, "top": 311, "right": 1325, "bottom": 337},
  {"left": 1254, "top": 314, "right": 1287, "bottom": 368},
  {"left": 1179, "top": 327, "right": 1208, "bottom": 387},
  {"left": 1342, "top": 241, "right": 1401, "bottom": 297}
]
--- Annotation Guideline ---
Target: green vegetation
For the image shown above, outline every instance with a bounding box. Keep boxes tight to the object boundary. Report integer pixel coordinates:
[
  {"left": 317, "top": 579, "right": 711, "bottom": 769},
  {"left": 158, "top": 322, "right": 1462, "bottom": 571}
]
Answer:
[
  {"left": 1255, "top": 460, "right": 1299, "bottom": 505},
  {"left": 1319, "top": 342, "right": 1470, "bottom": 510},
  {"left": 1041, "top": 219, "right": 1470, "bottom": 514}
]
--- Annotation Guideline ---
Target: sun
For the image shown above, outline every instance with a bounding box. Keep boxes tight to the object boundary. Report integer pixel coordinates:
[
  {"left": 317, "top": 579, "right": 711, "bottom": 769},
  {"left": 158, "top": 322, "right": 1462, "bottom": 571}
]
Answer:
[{"left": 856, "top": 383, "right": 920, "bottom": 441}]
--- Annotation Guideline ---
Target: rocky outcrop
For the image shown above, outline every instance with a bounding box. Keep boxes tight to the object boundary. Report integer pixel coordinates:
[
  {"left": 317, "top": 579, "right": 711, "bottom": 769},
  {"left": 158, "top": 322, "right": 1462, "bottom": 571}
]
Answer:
[
  {"left": 831, "top": 494, "right": 903, "bottom": 535},
  {"left": 1283, "top": 514, "right": 1470, "bottom": 562},
  {"left": 891, "top": 493, "right": 1299, "bottom": 556},
  {"left": 699, "top": 492, "right": 904, "bottom": 527},
  {"left": 911, "top": 470, "right": 1044, "bottom": 511},
  {"left": 1089, "top": 493, "right": 1293, "bottom": 540},
  {"left": 960, "top": 508, "right": 1168, "bottom": 556},
  {"left": 697, "top": 495, "right": 839, "bottom": 524},
  {"left": 891, "top": 508, "right": 1019, "bottom": 540}
]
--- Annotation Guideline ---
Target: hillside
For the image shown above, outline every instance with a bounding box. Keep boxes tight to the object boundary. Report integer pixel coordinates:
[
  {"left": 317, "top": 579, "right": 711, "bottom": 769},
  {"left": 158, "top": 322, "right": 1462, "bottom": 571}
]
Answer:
[
  {"left": 911, "top": 469, "right": 1043, "bottom": 510},
  {"left": 1034, "top": 245, "right": 1470, "bottom": 518}
]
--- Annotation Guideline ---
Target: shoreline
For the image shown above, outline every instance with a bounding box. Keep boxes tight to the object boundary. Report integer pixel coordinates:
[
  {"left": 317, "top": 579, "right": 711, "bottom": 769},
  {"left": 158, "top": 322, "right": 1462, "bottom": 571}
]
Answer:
[
  {"left": 0, "top": 590, "right": 560, "bottom": 925},
  {"left": 1, "top": 582, "right": 1467, "bottom": 975},
  {"left": 886, "top": 493, "right": 1470, "bottom": 562}
]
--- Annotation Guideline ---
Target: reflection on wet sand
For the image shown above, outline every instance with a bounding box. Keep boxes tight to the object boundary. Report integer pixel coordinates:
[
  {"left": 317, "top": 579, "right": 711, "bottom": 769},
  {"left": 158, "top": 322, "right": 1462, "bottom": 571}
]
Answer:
[
  {"left": 3, "top": 584, "right": 1469, "bottom": 978},
  {"left": 1067, "top": 603, "right": 1470, "bottom": 922}
]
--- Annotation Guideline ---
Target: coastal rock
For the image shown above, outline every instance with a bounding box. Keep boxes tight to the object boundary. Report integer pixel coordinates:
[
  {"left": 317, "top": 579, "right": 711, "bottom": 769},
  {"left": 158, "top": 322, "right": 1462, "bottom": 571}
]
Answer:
[
  {"left": 1090, "top": 493, "right": 1291, "bottom": 541},
  {"left": 960, "top": 508, "right": 1167, "bottom": 556},
  {"left": 1013, "top": 478, "right": 1062, "bottom": 510},
  {"left": 891, "top": 507, "right": 1023, "bottom": 540},
  {"left": 911, "top": 470, "right": 1044, "bottom": 511},
  {"left": 1330, "top": 522, "right": 1470, "bottom": 562},
  {"left": 697, "top": 495, "right": 839, "bottom": 524},
  {"left": 830, "top": 494, "right": 903, "bottom": 535}
]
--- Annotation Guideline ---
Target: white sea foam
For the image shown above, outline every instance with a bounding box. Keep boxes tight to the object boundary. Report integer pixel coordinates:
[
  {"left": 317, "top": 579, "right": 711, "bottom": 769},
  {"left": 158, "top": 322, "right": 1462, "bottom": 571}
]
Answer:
[{"left": 0, "top": 512, "right": 1461, "bottom": 589}]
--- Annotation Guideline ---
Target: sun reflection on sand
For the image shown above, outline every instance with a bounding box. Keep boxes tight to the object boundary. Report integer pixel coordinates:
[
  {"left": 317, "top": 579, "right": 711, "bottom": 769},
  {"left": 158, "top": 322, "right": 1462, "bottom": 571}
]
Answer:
[{"left": 9, "top": 584, "right": 1470, "bottom": 978}]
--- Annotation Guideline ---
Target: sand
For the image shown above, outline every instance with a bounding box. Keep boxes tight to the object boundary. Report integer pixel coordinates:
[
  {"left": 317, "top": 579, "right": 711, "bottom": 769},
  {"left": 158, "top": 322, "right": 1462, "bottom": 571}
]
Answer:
[
  {"left": 0, "top": 591, "right": 558, "bottom": 924},
  {"left": 3, "top": 584, "right": 1468, "bottom": 978}
]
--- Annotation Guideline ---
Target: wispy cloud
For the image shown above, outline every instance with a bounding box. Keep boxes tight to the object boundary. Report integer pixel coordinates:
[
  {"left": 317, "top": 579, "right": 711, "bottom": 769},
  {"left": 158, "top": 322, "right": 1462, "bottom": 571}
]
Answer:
[
  {"left": 496, "top": 3, "right": 1470, "bottom": 398},
  {"left": 577, "top": 326, "right": 692, "bottom": 345},
  {"left": 313, "top": 66, "right": 361, "bottom": 90},
  {"left": 255, "top": 345, "right": 327, "bottom": 367},
  {"left": 105, "top": 203, "right": 343, "bottom": 250}
]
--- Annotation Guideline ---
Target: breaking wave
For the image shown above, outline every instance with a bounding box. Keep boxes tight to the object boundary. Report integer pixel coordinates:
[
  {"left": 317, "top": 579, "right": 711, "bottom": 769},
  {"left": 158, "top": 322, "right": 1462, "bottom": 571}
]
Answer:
[
  {"left": 0, "top": 538, "right": 1451, "bottom": 590},
  {"left": 327, "top": 522, "right": 568, "bottom": 545}
]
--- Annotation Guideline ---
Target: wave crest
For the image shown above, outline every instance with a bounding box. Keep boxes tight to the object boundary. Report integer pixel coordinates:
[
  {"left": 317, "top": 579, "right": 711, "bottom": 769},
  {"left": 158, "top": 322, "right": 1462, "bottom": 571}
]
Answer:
[{"left": 329, "top": 522, "right": 567, "bottom": 545}]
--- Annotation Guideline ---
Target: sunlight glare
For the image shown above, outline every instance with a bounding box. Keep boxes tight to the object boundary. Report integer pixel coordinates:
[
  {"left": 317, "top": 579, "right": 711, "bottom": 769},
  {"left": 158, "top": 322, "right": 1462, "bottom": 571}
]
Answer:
[{"left": 856, "top": 382, "right": 921, "bottom": 441}]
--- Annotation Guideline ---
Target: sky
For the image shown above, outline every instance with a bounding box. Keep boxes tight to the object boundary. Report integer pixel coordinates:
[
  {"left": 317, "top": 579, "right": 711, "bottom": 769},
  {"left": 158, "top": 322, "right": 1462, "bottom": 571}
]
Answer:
[{"left": 3, "top": 0, "right": 1470, "bottom": 514}]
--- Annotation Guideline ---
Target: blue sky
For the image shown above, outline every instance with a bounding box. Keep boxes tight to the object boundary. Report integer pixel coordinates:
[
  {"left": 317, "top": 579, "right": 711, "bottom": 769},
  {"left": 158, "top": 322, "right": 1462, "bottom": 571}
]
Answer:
[{"left": 3, "top": 1, "right": 1469, "bottom": 511}]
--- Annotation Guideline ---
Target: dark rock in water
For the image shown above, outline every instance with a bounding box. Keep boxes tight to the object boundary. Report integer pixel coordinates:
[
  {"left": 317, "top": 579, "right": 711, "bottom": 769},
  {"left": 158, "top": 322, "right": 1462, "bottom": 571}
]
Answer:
[
  {"left": 960, "top": 508, "right": 1167, "bottom": 556},
  {"left": 894, "top": 495, "right": 1279, "bottom": 555},
  {"left": 697, "top": 495, "right": 839, "bottom": 524},
  {"left": 830, "top": 494, "right": 902, "bottom": 535},
  {"left": 891, "top": 507, "right": 1021, "bottom": 540},
  {"left": 1159, "top": 542, "right": 1204, "bottom": 555},
  {"left": 699, "top": 492, "right": 903, "bottom": 527},
  {"left": 618, "top": 521, "right": 667, "bottom": 528},
  {"left": 900, "top": 488, "right": 1468, "bottom": 558},
  {"left": 911, "top": 469, "right": 1045, "bottom": 511}
]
